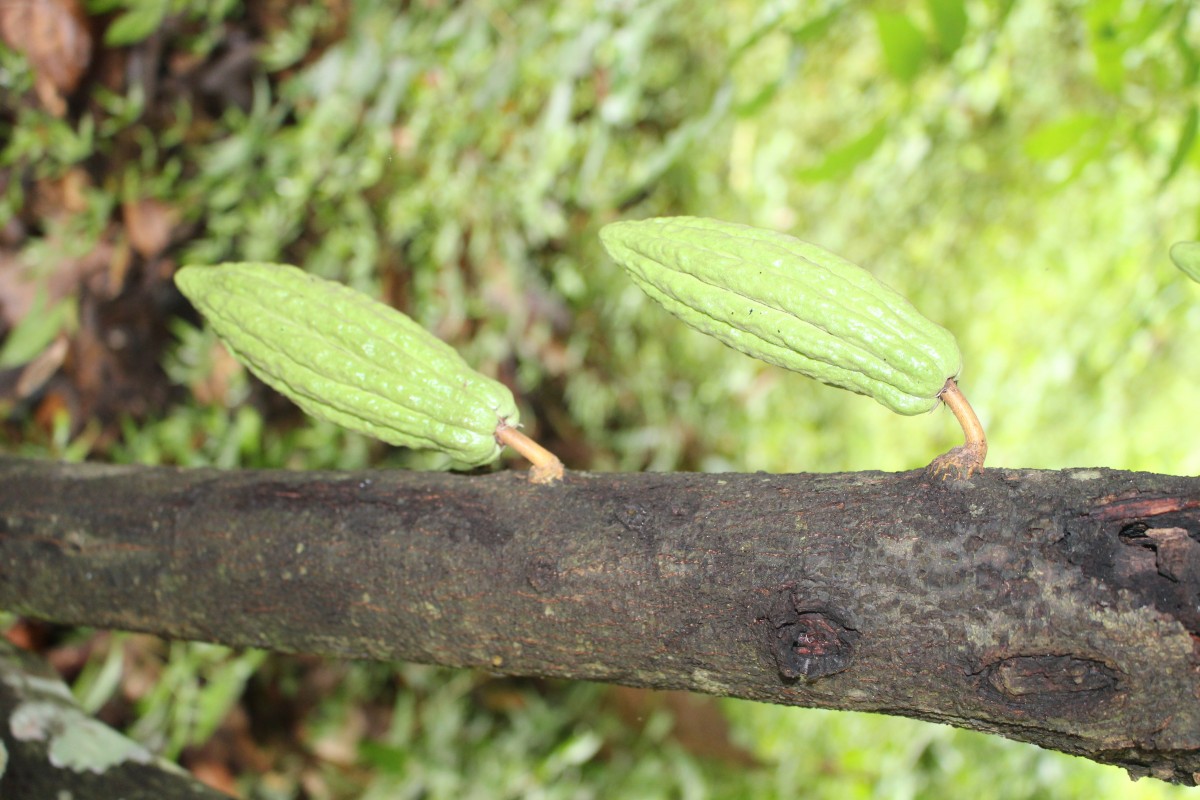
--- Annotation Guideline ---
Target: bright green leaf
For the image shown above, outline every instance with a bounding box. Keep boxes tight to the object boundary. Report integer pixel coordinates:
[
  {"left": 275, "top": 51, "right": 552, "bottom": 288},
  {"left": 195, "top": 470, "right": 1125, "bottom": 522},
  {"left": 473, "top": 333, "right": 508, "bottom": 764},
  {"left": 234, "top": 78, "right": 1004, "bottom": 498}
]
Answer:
[
  {"left": 735, "top": 46, "right": 802, "bottom": 118},
  {"left": 874, "top": 11, "right": 929, "bottom": 83},
  {"left": 104, "top": 0, "right": 170, "bottom": 46},
  {"left": 1174, "top": 15, "right": 1200, "bottom": 84},
  {"left": 927, "top": 0, "right": 967, "bottom": 56},
  {"left": 1161, "top": 106, "right": 1198, "bottom": 188},
  {"left": 0, "top": 290, "right": 76, "bottom": 369},
  {"left": 795, "top": 120, "right": 889, "bottom": 182},
  {"left": 789, "top": 4, "right": 847, "bottom": 45},
  {"left": 1170, "top": 241, "right": 1200, "bottom": 284},
  {"left": 1084, "top": 0, "right": 1126, "bottom": 93},
  {"left": 1023, "top": 113, "right": 1103, "bottom": 161}
]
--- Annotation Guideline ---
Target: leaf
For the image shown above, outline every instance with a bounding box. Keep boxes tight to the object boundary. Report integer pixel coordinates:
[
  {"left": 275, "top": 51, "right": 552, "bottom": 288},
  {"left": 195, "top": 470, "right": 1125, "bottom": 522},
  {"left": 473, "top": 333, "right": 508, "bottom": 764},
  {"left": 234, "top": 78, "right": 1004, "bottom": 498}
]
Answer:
[
  {"left": 788, "top": 4, "right": 847, "bottom": 45},
  {"left": 731, "top": 5, "right": 845, "bottom": 118},
  {"left": 735, "top": 46, "right": 802, "bottom": 118},
  {"left": 795, "top": 120, "right": 888, "bottom": 182},
  {"left": 1023, "top": 114, "right": 1103, "bottom": 161},
  {"left": 926, "top": 0, "right": 967, "bottom": 57},
  {"left": 1084, "top": 0, "right": 1125, "bottom": 93},
  {"left": 874, "top": 11, "right": 928, "bottom": 83},
  {"left": 83, "top": 0, "right": 125, "bottom": 11},
  {"left": 1173, "top": 15, "right": 1200, "bottom": 84},
  {"left": 1160, "top": 106, "right": 1198, "bottom": 188},
  {"left": 123, "top": 197, "right": 179, "bottom": 258},
  {"left": 15, "top": 335, "right": 69, "bottom": 399},
  {"left": 1169, "top": 241, "right": 1200, "bottom": 284},
  {"left": 104, "top": 0, "right": 169, "bottom": 46},
  {"left": 0, "top": 0, "right": 93, "bottom": 96},
  {"left": 0, "top": 289, "right": 75, "bottom": 371},
  {"left": 0, "top": 289, "right": 76, "bottom": 369}
]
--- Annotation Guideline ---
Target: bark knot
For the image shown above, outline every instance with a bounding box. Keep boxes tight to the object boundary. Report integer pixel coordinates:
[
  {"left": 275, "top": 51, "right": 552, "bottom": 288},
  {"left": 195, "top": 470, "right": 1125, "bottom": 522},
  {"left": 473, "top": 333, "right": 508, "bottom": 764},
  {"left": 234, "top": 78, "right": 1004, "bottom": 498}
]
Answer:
[
  {"left": 977, "top": 654, "right": 1120, "bottom": 716},
  {"left": 765, "top": 604, "right": 859, "bottom": 682}
]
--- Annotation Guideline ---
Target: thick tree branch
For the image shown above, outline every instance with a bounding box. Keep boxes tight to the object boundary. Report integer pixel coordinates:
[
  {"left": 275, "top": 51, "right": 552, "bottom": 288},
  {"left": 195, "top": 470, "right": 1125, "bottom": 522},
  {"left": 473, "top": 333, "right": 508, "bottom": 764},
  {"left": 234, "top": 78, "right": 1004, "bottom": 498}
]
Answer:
[
  {"left": 0, "top": 456, "right": 1198, "bottom": 784},
  {"left": 0, "top": 638, "right": 231, "bottom": 798}
]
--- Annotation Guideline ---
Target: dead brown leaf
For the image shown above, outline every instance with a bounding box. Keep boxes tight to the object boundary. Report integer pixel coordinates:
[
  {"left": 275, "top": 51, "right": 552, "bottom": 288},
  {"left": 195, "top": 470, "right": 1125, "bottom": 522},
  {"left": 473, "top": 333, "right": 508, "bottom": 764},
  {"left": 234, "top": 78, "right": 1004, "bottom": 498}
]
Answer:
[
  {"left": 31, "top": 167, "right": 92, "bottom": 219},
  {"left": 32, "top": 383, "right": 75, "bottom": 432},
  {"left": 0, "top": 0, "right": 93, "bottom": 114},
  {"left": 187, "top": 758, "right": 241, "bottom": 798},
  {"left": 15, "top": 333, "right": 68, "bottom": 397},
  {"left": 191, "top": 341, "right": 243, "bottom": 407},
  {"left": 0, "top": 237, "right": 115, "bottom": 327},
  {"left": 123, "top": 197, "right": 180, "bottom": 259}
]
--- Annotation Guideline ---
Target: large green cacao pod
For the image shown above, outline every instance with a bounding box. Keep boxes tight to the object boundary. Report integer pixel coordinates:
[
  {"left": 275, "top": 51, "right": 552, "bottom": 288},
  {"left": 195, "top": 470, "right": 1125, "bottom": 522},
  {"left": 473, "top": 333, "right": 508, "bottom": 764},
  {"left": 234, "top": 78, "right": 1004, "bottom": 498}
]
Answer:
[
  {"left": 175, "top": 263, "right": 518, "bottom": 466},
  {"left": 599, "top": 216, "right": 962, "bottom": 415}
]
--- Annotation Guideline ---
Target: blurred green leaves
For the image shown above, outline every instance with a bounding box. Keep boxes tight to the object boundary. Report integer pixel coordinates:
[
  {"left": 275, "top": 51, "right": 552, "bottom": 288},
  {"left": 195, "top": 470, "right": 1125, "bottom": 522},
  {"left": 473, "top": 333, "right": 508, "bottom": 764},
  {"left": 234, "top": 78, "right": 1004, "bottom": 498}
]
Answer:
[
  {"left": 1162, "top": 105, "right": 1198, "bottom": 186},
  {"left": 85, "top": 0, "right": 242, "bottom": 46},
  {"left": 1170, "top": 241, "right": 1200, "bottom": 284},
  {"left": 1024, "top": 114, "right": 1107, "bottom": 161},
  {"left": 1022, "top": 112, "right": 1114, "bottom": 184},
  {"left": 1083, "top": 0, "right": 1177, "bottom": 94},
  {"left": 872, "top": 0, "right": 968, "bottom": 85},
  {"left": 796, "top": 118, "right": 888, "bottom": 182},
  {"left": 100, "top": 0, "right": 172, "bottom": 46},
  {"left": 927, "top": 0, "right": 968, "bottom": 56},
  {"left": 875, "top": 10, "right": 929, "bottom": 83},
  {"left": 0, "top": 289, "right": 74, "bottom": 369}
]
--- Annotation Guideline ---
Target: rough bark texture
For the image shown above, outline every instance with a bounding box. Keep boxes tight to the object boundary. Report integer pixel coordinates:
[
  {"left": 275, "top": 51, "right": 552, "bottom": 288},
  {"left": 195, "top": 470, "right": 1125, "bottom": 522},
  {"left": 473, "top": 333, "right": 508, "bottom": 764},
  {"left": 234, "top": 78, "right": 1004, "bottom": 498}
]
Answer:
[
  {"left": 0, "top": 456, "right": 1198, "bottom": 784},
  {"left": 0, "top": 638, "right": 231, "bottom": 798}
]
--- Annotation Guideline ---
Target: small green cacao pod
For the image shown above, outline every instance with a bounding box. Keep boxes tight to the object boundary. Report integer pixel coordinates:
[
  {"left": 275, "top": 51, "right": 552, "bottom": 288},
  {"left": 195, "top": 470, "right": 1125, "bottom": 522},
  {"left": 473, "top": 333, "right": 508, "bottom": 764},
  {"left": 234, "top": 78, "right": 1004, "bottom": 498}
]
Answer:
[
  {"left": 1170, "top": 241, "right": 1200, "bottom": 284},
  {"left": 599, "top": 216, "right": 962, "bottom": 415},
  {"left": 175, "top": 263, "right": 518, "bottom": 467}
]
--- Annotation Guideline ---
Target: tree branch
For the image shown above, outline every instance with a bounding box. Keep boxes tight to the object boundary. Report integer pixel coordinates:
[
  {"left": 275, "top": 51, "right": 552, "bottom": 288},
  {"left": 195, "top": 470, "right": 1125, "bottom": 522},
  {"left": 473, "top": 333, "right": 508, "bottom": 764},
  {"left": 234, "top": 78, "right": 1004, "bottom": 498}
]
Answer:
[
  {"left": 0, "top": 637, "right": 232, "bottom": 798},
  {"left": 0, "top": 456, "right": 1198, "bottom": 784}
]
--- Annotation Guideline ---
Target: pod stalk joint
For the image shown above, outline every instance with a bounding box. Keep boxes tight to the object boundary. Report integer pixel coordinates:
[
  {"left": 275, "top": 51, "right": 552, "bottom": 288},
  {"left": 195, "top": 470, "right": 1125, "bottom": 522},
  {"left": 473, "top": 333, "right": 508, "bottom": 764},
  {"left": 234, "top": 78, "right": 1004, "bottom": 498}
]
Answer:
[
  {"left": 496, "top": 423, "right": 564, "bottom": 485},
  {"left": 927, "top": 379, "right": 987, "bottom": 481}
]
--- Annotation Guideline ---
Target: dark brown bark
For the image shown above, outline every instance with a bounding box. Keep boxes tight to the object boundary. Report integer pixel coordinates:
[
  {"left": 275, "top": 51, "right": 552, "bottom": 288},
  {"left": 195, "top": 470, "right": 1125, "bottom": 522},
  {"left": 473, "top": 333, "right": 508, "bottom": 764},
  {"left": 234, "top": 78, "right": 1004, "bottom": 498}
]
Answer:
[{"left": 1, "top": 456, "right": 1198, "bottom": 784}]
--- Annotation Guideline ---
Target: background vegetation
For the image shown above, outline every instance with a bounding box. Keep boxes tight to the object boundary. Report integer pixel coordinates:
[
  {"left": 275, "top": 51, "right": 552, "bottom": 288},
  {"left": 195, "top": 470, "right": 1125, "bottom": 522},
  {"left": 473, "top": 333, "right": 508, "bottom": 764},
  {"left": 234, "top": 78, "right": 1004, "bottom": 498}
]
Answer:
[{"left": 2, "top": 0, "right": 1199, "bottom": 796}]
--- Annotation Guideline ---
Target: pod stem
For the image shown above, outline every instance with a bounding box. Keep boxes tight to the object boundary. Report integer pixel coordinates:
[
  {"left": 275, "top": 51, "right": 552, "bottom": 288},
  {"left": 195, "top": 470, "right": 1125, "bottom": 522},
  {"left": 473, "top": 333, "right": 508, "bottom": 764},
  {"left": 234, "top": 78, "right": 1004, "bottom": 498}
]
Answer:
[
  {"left": 927, "top": 379, "right": 988, "bottom": 480},
  {"left": 495, "top": 424, "right": 564, "bottom": 485}
]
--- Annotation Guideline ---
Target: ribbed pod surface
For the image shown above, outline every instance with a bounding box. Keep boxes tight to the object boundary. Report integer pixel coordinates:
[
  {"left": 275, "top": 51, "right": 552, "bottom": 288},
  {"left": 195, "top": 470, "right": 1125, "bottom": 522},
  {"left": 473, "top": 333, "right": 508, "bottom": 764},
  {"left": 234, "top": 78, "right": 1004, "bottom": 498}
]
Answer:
[
  {"left": 175, "top": 263, "right": 517, "bottom": 466},
  {"left": 599, "top": 217, "right": 961, "bottom": 415}
]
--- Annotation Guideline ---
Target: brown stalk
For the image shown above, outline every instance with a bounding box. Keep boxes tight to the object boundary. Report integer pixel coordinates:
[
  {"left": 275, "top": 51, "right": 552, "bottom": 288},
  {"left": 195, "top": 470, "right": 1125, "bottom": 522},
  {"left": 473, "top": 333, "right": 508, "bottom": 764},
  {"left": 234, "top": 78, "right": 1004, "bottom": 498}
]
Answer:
[
  {"left": 927, "top": 379, "right": 987, "bottom": 480},
  {"left": 495, "top": 424, "right": 564, "bottom": 484}
]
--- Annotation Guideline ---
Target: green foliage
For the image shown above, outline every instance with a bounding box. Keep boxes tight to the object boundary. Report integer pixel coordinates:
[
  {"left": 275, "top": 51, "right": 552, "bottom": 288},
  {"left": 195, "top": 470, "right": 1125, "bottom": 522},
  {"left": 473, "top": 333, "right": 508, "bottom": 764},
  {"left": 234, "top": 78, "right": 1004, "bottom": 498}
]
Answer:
[
  {"left": 102, "top": 0, "right": 173, "bottom": 46},
  {"left": 0, "top": 289, "right": 74, "bottom": 368},
  {"left": 724, "top": 703, "right": 1190, "bottom": 800},
  {"left": 795, "top": 117, "right": 889, "bottom": 182},
  {"left": 0, "top": 105, "right": 94, "bottom": 185},
  {"left": 1163, "top": 105, "right": 1199, "bottom": 186},
  {"left": 128, "top": 642, "right": 267, "bottom": 759},
  {"left": 926, "top": 0, "right": 968, "bottom": 57},
  {"left": 86, "top": 0, "right": 242, "bottom": 46},
  {"left": 339, "top": 668, "right": 734, "bottom": 800},
  {"left": 1024, "top": 113, "right": 1107, "bottom": 161},
  {"left": 874, "top": 10, "right": 929, "bottom": 83},
  {"left": 1169, "top": 241, "right": 1200, "bottom": 284}
]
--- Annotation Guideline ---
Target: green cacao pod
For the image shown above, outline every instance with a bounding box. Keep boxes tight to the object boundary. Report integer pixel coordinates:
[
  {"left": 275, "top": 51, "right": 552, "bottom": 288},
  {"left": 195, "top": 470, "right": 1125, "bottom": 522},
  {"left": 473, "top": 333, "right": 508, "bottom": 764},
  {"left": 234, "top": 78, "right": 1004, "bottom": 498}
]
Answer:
[
  {"left": 175, "top": 263, "right": 518, "bottom": 466},
  {"left": 599, "top": 216, "right": 962, "bottom": 415},
  {"left": 1170, "top": 241, "right": 1200, "bottom": 284}
]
